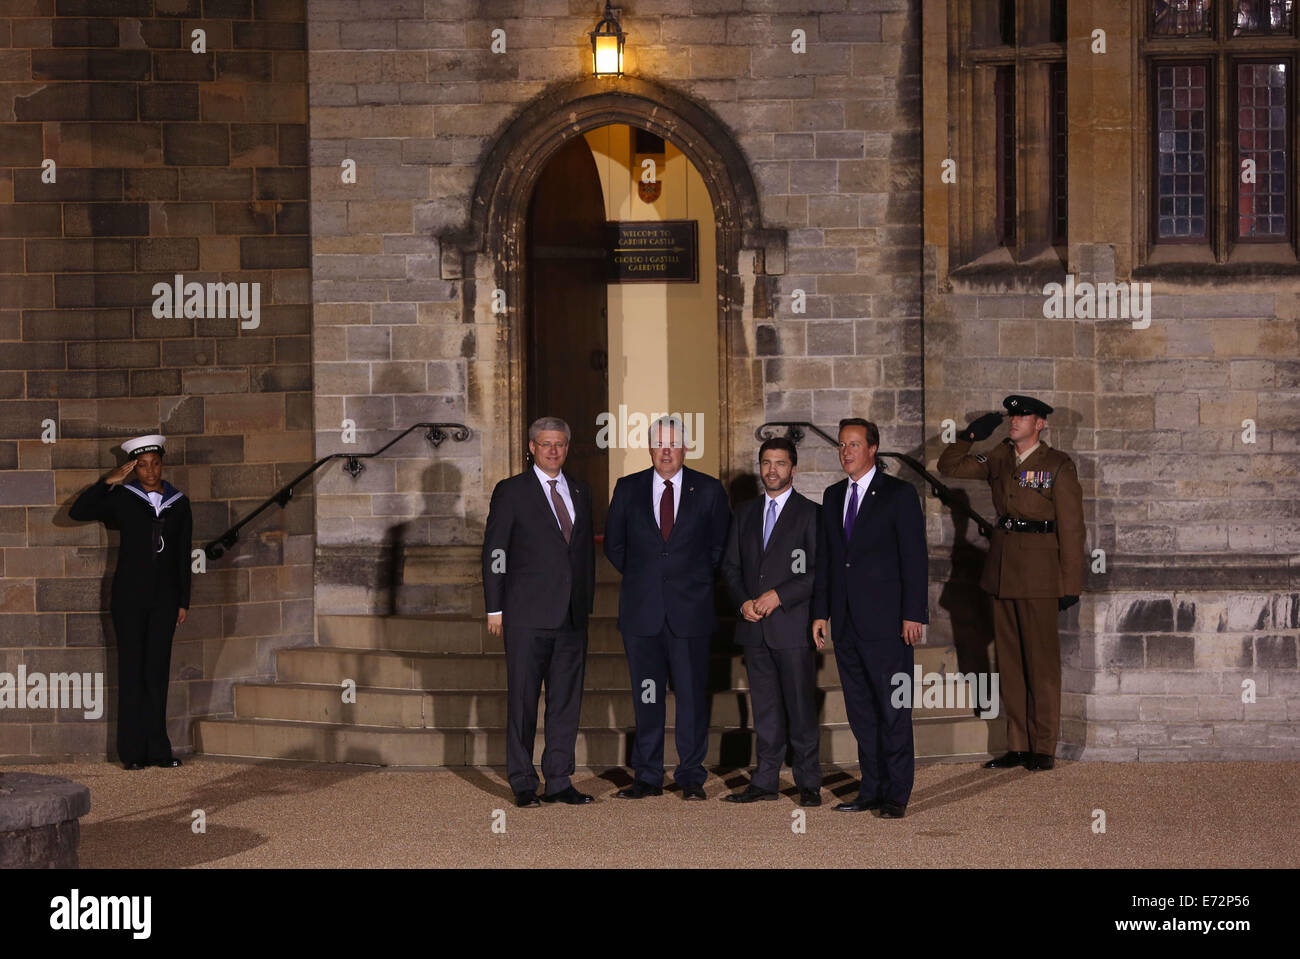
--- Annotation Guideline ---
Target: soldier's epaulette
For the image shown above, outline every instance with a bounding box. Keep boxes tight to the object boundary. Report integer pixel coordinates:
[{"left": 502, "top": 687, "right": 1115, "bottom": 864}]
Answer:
[{"left": 973, "top": 453, "right": 987, "bottom": 464}]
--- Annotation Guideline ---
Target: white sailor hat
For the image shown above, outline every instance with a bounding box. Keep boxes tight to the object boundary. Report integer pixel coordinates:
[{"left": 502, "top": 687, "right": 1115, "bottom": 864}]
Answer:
[{"left": 120, "top": 434, "right": 167, "bottom": 458}]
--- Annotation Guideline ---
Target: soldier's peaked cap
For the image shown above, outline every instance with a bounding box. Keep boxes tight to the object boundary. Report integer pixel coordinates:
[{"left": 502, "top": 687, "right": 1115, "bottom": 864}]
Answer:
[
  {"left": 121, "top": 434, "right": 166, "bottom": 458},
  {"left": 1002, "top": 395, "right": 1053, "bottom": 418}
]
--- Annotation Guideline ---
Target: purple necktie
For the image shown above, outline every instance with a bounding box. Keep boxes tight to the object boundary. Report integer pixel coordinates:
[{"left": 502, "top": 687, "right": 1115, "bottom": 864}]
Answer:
[{"left": 844, "top": 481, "right": 859, "bottom": 541}]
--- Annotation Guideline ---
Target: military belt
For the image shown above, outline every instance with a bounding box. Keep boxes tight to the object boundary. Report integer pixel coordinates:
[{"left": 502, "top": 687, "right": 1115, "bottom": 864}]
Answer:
[{"left": 997, "top": 515, "right": 1056, "bottom": 533}]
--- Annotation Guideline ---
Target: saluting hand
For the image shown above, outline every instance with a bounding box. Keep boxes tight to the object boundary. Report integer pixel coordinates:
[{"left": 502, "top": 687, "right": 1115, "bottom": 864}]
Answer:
[{"left": 105, "top": 460, "right": 137, "bottom": 485}]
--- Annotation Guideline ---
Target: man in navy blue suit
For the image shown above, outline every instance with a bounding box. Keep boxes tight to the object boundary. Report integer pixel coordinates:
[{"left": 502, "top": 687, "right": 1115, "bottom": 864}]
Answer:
[
  {"left": 604, "top": 415, "right": 731, "bottom": 800},
  {"left": 812, "top": 418, "right": 928, "bottom": 818}
]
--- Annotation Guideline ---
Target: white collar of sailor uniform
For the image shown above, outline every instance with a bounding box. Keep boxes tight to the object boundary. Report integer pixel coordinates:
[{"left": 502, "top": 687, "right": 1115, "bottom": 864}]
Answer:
[{"left": 123, "top": 478, "right": 185, "bottom": 516}]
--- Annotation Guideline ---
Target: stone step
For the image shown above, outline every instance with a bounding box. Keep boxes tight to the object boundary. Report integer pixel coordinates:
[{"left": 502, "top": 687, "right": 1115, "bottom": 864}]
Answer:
[
  {"left": 195, "top": 713, "right": 1007, "bottom": 768},
  {"left": 402, "top": 544, "right": 623, "bottom": 587},
  {"left": 233, "top": 682, "right": 981, "bottom": 728},
  {"left": 316, "top": 613, "right": 966, "bottom": 659},
  {"left": 274, "top": 645, "right": 968, "bottom": 692}
]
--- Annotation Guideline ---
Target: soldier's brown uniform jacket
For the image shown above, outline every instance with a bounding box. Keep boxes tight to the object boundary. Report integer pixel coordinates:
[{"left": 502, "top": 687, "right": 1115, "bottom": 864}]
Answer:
[{"left": 937, "top": 439, "right": 1085, "bottom": 599}]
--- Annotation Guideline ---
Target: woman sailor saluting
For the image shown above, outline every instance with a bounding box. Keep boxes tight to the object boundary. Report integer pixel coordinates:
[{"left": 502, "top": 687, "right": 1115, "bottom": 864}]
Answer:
[{"left": 70, "top": 434, "right": 192, "bottom": 771}]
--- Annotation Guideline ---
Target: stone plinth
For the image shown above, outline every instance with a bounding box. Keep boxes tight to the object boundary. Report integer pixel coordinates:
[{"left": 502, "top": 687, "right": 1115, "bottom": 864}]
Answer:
[{"left": 0, "top": 773, "right": 91, "bottom": 869}]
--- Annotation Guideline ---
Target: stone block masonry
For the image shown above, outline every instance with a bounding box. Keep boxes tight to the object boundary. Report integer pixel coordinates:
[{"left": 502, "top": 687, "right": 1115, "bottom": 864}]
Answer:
[
  {"left": 307, "top": 0, "right": 924, "bottom": 613},
  {"left": 0, "top": 0, "right": 313, "bottom": 762}
]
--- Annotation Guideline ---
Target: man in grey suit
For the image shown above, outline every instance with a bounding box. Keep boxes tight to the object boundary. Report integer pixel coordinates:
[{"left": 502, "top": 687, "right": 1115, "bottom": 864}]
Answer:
[{"left": 720, "top": 437, "right": 823, "bottom": 806}]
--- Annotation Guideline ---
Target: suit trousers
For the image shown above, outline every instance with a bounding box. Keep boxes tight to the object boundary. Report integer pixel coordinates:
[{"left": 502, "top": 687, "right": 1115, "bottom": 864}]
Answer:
[
  {"left": 623, "top": 625, "right": 712, "bottom": 788},
  {"left": 833, "top": 616, "right": 914, "bottom": 805},
  {"left": 992, "top": 596, "right": 1061, "bottom": 755},
  {"left": 743, "top": 642, "right": 822, "bottom": 792},
  {"left": 503, "top": 612, "right": 587, "bottom": 794},
  {"left": 110, "top": 602, "right": 178, "bottom": 765}
]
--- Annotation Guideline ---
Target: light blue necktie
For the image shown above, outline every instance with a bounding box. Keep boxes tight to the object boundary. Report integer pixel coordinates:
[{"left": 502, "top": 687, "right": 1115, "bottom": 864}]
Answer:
[{"left": 762, "top": 497, "right": 777, "bottom": 550}]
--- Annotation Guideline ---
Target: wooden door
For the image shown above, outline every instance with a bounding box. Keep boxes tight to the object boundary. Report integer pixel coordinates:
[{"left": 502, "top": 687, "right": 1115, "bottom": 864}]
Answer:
[{"left": 526, "top": 135, "right": 610, "bottom": 532}]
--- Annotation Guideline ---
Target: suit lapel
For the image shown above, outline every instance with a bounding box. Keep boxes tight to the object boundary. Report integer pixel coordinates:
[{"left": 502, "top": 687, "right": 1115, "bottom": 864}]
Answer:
[
  {"left": 669, "top": 469, "right": 692, "bottom": 541},
  {"left": 828, "top": 479, "right": 848, "bottom": 546}
]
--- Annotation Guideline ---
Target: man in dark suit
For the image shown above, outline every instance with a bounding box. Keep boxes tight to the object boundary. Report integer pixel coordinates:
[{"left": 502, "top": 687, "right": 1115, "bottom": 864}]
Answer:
[
  {"left": 604, "top": 415, "right": 731, "bottom": 800},
  {"left": 482, "top": 416, "right": 596, "bottom": 808},
  {"left": 720, "top": 436, "right": 822, "bottom": 806},
  {"left": 812, "top": 418, "right": 928, "bottom": 818}
]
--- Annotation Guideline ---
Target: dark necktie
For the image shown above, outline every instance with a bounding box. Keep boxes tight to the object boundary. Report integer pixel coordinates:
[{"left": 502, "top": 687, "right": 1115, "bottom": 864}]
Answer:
[
  {"left": 660, "top": 479, "right": 674, "bottom": 541},
  {"left": 548, "top": 479, "right": 573, "bottom": 543},
  {"left": 843, "top": 481, "right": 859, "bottom": 541}
]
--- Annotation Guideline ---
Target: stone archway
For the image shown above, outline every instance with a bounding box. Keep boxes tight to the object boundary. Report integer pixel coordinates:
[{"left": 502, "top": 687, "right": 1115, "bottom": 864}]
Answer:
[{"left": 444, "top": 76, "right": 785, "bottom": 490}]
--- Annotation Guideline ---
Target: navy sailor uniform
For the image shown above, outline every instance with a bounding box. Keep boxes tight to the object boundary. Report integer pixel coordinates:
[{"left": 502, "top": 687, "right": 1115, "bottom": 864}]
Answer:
[{"left": 70, "top": 478, "right": 192, "bottom": 765}]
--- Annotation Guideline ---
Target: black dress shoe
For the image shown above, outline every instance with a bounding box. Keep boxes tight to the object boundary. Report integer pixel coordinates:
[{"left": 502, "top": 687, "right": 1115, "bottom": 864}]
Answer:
[
  {"left": 723, "top": 784, "right": 778, "bottom": 803},
  {"left": 514, "top": 790, "right": 541, "bottom": 807},
  {"left": 615, "top": 781, "right": 663, "bottom": 799},
  {"left": 799, "top": 788, "right": 822, "bottom": 807},
  {"left": 680, "top": 785, "right": 707, "bottom": 800},
  {"left": 1026, "top": 753, "right": 1055, "bottom": 771},
  {"left": 153, "top": 758, "right": 181, "bottom": 768},
  {"left": 983, "top": 750, "right": 1030, "bottom": 769},
  {"left": 879, "top": 801, "right": 907, "bottom": 819},
  {"left": 541, "top": 785, "right": 594, "bottom": 805},
  {"left": 833, "top": 795, "right": 883, "bottom": 812},
  {"left": 125, "top": 762, "right": 146, "bottom": 771}
]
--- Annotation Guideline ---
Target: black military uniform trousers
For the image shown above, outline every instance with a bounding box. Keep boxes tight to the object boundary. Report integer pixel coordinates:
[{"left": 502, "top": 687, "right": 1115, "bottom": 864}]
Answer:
[
  {"left": 502, "top": 609, "right": 588, "bottom": 795},
  {"left": 110, "top": 602, "right": 178, "bottom": 765},
  {"left": 833, "top": 613, "right": 914, "bottom": 806},
  {"left": 992, "top": 596, "right": 1061, "bottom": 755},
  {"left": 743, "top": 641, "right": 822, "bottom": 792}
]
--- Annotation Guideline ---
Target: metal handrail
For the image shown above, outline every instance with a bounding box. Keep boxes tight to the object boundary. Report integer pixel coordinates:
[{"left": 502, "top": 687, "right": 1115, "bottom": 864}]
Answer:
[
  {"left": 203, "top": 422, "right": 471, "bottom": 560},
  {"left": 754, "top": 421, "right": 994, "bottom": 538}
]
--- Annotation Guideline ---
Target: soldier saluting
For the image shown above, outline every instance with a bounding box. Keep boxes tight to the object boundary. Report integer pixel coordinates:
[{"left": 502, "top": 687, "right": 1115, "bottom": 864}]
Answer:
[
  {"left": 70, "top": 434, "right": 192, "bottom": 770},
  {"left": 937, "top": 396, "right": 1085, "bottom": 772}
]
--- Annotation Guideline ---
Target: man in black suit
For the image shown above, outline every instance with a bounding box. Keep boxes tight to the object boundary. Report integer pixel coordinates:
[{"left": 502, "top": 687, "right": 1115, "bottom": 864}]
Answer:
[
  {"left": 812, "top": 418, "right": 928, "bottom": 818},
  {"left": 482, "top": 416, "right": 596, "bottom": 808},
  {"left": 720, "top": 436, "right": 823, "bottom": 806},
  {"left": 604, "top": 415, "right": 731, "bottom": 800}
]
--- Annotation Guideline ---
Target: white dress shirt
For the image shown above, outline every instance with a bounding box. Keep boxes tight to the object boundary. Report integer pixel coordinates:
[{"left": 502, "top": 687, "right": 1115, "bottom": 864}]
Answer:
[
  {"left": 534, "top": 464, "right": 574, "bottom": 530},
  {"left": 842, "top": 465, "right": 876, "bottom": 524},
  {"left": 652, "top": 467, "right": 684, "bottom": 522}
]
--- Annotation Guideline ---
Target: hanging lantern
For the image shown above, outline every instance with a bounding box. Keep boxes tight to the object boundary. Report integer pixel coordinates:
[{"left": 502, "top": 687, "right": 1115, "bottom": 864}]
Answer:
[{"left": 590, "top": 1, "right": 625, "bottom": 78}]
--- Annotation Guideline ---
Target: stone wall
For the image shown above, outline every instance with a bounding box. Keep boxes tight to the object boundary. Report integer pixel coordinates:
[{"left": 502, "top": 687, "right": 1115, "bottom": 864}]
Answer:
[
  {"left": 0, "top": 0, "right": 312, "bottom": 761},
  {"left": 307, "top": 0, "right": 924, "bottom": 614},
  {"left": 920, "top": 0, "right": 1300, "bottom": 758}
]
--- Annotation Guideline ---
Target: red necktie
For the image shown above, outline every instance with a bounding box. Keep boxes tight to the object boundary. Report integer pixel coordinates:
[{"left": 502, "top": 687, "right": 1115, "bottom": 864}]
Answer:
[{"left": 660, "top": 479, "right": 674, "bottom": 541}]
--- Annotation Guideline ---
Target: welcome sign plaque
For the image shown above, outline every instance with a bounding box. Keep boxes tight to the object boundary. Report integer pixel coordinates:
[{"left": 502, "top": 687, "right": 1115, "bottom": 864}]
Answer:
[{"left": 605, "top": 220, "right": 698, "bottom": 283}]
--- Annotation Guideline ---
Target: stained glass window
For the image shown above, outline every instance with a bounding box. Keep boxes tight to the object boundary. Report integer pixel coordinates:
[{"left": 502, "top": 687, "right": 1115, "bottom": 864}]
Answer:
[
  {"left": 1153, "top": 0, "right": 1214, "bottom": 35},
  {"left": 1237, "top": 62, "right": 1289, "bottom": 238},
  {"left": 1051, "top": 62, "right": 1068, "bottom": 244},
  {"left": 1156, "top": 64, "right": 1209, "bottom": 239},
  {"left": 1233, "top": 0, "right": 1294, "bottom": 34}
]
